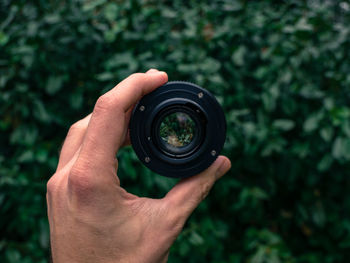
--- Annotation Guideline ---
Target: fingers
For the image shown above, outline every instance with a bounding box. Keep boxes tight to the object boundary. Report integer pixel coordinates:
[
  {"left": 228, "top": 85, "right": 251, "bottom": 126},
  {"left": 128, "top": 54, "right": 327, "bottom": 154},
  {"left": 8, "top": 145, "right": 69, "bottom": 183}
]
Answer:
[
  {"left": 121, "top": 69, "right": 161, "bottom": 147},
  {"left": 113, "top": 71, "right": 168, "bottom": 112},
  {"left": 163, "top": 156, "right": 231, "bottom": 222},
  {"left": 56, "top": 114, "right": 92, "bottom": 171},
  {"left": 77, "top": 71, "right": 168, "bottom": 168}
]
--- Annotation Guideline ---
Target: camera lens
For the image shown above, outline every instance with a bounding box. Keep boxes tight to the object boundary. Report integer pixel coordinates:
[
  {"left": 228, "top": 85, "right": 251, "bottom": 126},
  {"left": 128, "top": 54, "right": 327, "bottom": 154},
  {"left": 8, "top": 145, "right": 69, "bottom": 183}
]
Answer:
[{"left": 129, "top": 81, "right": 226, "bottom": 178}]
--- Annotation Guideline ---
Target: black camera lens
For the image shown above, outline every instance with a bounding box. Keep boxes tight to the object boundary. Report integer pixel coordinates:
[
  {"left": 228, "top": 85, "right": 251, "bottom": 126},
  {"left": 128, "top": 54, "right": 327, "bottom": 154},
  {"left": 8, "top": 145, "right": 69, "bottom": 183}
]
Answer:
[{"left": 129, "top": 81, "right": 226, "bottom": 178}]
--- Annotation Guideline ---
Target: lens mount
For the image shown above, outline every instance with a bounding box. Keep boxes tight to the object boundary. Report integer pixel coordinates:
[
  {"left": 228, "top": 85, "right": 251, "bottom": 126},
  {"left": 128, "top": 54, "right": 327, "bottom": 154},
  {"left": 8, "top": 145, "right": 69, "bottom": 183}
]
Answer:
[{"left": 129, "top": 81, "right": 226, "bottom": 178}]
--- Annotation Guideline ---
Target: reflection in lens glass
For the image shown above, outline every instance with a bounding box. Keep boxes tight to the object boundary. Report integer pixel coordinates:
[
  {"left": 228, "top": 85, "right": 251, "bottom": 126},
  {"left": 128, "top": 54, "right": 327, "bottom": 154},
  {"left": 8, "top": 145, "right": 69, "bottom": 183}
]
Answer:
[{"left": 159, "top": 112, "right": 196, "bottom": 148}]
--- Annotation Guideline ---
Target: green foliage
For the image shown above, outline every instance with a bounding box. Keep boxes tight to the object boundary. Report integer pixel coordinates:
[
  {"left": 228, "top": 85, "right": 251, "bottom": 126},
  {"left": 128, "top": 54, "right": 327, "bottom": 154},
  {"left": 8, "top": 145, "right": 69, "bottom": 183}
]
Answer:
[{"left": 1, "top": 0, "right": 350, "bottom": 262}]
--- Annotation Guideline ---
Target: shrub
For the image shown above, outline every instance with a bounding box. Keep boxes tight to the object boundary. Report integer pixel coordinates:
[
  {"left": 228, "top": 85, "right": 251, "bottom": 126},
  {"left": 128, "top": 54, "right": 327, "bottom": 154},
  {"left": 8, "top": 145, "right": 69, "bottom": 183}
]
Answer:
[{"left": 1, "top": 0, "right": 350, "bottom": 262}]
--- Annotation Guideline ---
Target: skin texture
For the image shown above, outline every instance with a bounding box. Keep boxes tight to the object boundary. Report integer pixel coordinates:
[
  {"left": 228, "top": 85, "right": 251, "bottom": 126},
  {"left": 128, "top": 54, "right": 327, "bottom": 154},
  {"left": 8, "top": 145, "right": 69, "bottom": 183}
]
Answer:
[{"left": 47, "top": 69, "right": 231, "bottom": 263}]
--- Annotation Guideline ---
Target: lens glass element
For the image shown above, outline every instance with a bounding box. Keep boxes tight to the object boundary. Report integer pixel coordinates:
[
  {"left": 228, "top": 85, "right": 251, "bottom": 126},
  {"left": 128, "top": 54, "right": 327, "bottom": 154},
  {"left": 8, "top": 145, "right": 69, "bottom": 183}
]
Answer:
[{"left": 159, "top": 112, "right": 196, "bottom": 148}]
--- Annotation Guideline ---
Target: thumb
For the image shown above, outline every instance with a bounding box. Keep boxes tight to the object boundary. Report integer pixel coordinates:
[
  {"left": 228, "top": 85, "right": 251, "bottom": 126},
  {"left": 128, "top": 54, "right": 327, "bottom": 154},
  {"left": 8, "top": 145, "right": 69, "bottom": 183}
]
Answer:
[{"left": 163, "top": 156, "right": 231, "bottom": 221}]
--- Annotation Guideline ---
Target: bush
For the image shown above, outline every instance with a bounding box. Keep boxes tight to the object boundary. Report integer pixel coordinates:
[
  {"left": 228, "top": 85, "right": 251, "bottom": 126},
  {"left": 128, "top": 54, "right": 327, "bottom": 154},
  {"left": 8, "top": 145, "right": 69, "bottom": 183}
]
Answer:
[{"left": 1, "top": 0, "right": 350, "bottom": 262}]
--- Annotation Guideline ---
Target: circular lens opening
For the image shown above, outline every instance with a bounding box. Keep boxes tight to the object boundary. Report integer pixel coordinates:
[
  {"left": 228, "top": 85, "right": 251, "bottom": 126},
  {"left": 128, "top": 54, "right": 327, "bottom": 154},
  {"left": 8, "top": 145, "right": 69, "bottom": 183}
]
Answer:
[{"left": 159, "top": 112, "right": 196, "bottom": 149}]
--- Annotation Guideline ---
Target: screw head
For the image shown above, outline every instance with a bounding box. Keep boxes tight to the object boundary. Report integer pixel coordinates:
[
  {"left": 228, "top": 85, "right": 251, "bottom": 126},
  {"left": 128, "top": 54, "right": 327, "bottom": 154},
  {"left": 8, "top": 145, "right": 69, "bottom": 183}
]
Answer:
[
  {"left": 139, "top": 105, "right": 145, "bottom": 111},
  {"left": 198, "top": 92, "right": 204, "bottom": 98},
  {"left": 145, "top": 157, "right": 151, "bottom": 163},
  {"left": 211, "top": 150, "right": 216, "bottom": 156}
]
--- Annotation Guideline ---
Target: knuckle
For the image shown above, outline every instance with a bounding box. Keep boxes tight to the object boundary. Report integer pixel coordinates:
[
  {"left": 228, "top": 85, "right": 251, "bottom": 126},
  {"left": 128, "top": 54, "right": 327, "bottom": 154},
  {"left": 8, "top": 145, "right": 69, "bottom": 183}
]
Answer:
[
  {"left": 129, "top": 72, "right": 145, "bottom": 82},
  {"left": 46, "top": 176, "right": 58, "bottom": 194},
  {"left": 199, "top": 181, "right": 213, "bottom": 202},
  {"left": 127, "top": 73, "right": 148, "bottom": 87},
  {"left": 94, "top": 93, "right": 121, "bottom": 113},
  {"left": 72, "top": 119, "right": 86, "bottom": 129},
  {"left": 69, "top": 161, "right": 87, "bottom": 177},
  {"left": 68, "top": 162, "right": 94, "bottom": 193},
  {"left": 68, "top": 120, "right": 85, "bottom": 134}
]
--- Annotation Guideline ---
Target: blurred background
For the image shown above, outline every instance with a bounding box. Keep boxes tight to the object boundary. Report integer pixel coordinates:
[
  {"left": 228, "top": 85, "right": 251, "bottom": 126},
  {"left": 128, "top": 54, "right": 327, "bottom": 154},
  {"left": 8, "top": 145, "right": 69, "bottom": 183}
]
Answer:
[{"left": 1, "top": 0, "right": 350, "bottom": 262}]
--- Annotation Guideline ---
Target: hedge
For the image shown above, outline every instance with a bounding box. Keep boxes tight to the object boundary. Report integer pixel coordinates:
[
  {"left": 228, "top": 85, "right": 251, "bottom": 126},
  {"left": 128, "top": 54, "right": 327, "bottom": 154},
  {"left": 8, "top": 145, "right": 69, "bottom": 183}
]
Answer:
[{"left": 1, "top": 0, "right": 350, "bottom": 262}]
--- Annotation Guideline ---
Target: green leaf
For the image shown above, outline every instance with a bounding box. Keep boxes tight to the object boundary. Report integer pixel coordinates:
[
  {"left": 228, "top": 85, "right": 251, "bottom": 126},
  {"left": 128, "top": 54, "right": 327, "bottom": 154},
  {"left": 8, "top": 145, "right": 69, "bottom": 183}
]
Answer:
[
  {"left": 320, "top": 127, "right": 334, "bottom": 142},
  {"left": 295, "top": 17, "right": 313, "bottom": 32},
  {"left": 332, "top": 137, "right": 350, "bottom": 160},
  {"left": 232, "top": 45, "right": 246, "bottom": 66},
  {"left": 18, "top": 150, "right": 34, "bottom": 163},
  {"left": 82, "top": 0, "right": 107, "bottom": 11},
  {"left": 332, "top": 137, "right": 344, "bottom": 160},
  {"left": 199, "top": 57, "right": 221, "bottom": 73},
  {"left": 96, "top": 72, "right": 114, "bottom": 81},
  {"left": 33, "top": 100, "right": 51, "bottom": 123},
  {"left": 188, "top": 232, "right": 204, "bottom": 246},
  {"left": 317, "top": 154, "right": 333, "bottom": 172},
  {"left": 103, "top": 3, "right": 119, "bottom": 21},
  {"left": 272, "top": 119, "right": 295, "bottom": 131},
  {"left": 0, "top": 31, "right": 9, "bottom": 46},
  {"left": 46, "top": 76, "right": 64, "bottom": 95},
  {"left": 303, "top": 112, "right": 323, "bottom": 133}
]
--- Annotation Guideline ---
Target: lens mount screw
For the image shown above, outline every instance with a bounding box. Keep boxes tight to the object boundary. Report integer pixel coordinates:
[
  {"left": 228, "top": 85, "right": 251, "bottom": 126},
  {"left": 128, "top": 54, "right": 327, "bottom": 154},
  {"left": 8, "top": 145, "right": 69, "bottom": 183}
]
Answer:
[
  {"left": 139, "top": 105, "right": 145, "bottom": 111},
  {"left": 198, "top": 92, "right": 204, "bottom": 98},
  {"left": 211, "top": 150, "right": 216, "bottom": 156},
  {"left": 145, "top": 157, "right": 151, "bottom": 163}
]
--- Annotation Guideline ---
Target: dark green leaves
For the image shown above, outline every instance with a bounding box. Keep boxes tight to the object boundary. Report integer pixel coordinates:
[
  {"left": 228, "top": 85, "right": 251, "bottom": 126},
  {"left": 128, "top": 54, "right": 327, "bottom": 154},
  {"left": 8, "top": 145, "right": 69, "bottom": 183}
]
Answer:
[{"left": 1, "top": 1, "right": 350, "bottom": 262}]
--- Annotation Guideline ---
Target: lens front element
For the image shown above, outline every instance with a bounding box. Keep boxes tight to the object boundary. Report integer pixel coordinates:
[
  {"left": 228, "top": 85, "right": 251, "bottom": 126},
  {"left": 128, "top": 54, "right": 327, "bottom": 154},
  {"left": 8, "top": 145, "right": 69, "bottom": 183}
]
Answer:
[
  {"left": 155, "top": 109, "right": 201, "bottom": 157},
  {"left": 159, "top": 112, "right": 196, "bottom": 148}
]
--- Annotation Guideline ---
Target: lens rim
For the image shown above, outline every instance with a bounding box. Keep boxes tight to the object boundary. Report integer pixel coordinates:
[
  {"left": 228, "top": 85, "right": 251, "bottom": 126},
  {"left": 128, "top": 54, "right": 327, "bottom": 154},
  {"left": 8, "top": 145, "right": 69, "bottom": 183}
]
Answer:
[{"left": 129, "top": 81, "right": 226, "bottom": 178}]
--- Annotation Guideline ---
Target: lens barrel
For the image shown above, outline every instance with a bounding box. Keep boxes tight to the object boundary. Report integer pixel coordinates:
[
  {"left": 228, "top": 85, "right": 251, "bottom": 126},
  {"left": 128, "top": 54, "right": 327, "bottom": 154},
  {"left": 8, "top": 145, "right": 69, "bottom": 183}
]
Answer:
[{"left": 129, "top": 81, "right": 226, "bottom": 178}]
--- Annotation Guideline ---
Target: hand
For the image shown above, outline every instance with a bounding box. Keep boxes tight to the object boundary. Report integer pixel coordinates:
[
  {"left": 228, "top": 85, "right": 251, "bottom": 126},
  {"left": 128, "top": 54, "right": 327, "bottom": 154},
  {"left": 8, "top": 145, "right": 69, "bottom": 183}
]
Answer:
[{"left": 47, "top": 69, "right": 231, "bottom": 263}]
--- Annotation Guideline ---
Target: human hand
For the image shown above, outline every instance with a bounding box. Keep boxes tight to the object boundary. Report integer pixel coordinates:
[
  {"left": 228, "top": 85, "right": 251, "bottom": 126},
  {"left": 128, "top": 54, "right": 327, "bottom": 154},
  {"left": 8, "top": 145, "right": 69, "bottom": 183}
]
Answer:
[{"left": 47, "top": 69, "right": 231, "bottom": 263}]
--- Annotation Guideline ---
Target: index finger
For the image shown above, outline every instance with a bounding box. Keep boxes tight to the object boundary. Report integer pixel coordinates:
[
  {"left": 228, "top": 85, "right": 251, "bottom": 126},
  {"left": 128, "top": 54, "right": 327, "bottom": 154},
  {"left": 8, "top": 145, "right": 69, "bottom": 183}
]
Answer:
[{"left": 78, "top": 71, "right": 168, "bottom": 167}]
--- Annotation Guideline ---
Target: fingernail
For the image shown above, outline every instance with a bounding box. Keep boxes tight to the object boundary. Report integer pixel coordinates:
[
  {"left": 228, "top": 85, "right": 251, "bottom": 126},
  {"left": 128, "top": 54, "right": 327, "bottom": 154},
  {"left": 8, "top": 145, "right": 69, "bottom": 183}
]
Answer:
[
  {"left": 156, "top": 71, "right": 168, "bottom": 81},
  {"left": 215, "top": 158, "right": 231, "bottom": 178},
  {"left": 146, "top": 68, "right": 159, "bottom": 73}
]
